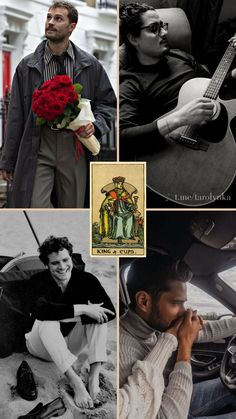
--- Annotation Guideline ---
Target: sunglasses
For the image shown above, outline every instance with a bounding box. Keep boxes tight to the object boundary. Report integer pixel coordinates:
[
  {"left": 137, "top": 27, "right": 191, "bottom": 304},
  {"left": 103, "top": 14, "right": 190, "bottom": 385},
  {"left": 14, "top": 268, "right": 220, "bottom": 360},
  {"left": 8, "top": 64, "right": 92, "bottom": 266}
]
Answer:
[{"left": 140, "top": 21, "right": 168, "bottom": 36}]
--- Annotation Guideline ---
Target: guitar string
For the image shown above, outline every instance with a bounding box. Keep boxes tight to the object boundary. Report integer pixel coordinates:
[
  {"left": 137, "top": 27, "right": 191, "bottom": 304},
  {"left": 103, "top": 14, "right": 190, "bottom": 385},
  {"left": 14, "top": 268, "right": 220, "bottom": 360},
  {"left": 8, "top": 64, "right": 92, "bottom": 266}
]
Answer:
[
  {"left": 204, "top": 45, "right": 235, "bottom": 98},
  {"left": 181, "top": 44, "right": 236, "bottom": 142},
  {"left": 183, "top": 45, "right": 235, "bottom": 139}
]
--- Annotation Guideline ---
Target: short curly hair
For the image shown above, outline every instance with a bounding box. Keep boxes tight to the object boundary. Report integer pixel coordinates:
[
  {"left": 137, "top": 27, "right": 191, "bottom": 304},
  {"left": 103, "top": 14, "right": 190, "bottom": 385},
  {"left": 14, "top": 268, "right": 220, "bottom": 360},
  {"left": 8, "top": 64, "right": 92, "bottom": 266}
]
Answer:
[
  {"left": 120, "top": 3, "right": 155, "bottom": 47},
  {"left": 38, "top": 235, "right": 73, "bottom": 265}
]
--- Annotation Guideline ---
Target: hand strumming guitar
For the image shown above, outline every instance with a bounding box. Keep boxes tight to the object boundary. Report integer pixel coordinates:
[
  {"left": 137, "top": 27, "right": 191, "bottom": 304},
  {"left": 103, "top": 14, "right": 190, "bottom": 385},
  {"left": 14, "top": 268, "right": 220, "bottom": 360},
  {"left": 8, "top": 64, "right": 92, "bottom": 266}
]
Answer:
[{"left": 157, "top": 97, "right": 216, "bottom": 139}]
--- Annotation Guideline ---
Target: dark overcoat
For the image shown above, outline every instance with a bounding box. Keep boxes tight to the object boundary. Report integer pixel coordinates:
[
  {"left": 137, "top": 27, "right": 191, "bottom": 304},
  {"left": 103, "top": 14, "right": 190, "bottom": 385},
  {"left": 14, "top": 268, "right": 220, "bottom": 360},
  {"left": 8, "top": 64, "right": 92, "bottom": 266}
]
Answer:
[{"left": 0, "top": 40, "right": 116, "bottom": 207}]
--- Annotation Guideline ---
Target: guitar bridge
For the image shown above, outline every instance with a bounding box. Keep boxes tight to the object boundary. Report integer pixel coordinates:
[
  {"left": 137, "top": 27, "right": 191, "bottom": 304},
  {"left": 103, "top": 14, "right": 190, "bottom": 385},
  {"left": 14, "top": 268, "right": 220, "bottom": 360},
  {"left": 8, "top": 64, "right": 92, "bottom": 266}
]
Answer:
[{"left": 175, "top": 135, "right": 209, "bottom": 152}]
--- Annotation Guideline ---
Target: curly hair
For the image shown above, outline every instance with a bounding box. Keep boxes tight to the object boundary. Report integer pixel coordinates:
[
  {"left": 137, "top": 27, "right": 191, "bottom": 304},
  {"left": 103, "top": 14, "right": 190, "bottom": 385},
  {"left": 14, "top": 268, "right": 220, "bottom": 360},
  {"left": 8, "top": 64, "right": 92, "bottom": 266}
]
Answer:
[
  {"left": 120, "top": 3, "right": 155, "bottom": 47},
  {"left": 50, "top": 1, "right": 78, "bottom": 24},
  {"left": 38, "top": 235, "right": 73, "bottom": 265}
]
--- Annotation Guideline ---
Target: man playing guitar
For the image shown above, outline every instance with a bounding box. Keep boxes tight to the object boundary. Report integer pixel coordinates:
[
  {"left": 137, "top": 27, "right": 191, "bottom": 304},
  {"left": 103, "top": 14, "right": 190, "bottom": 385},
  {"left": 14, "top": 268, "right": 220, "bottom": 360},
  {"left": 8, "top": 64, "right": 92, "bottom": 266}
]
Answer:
[{"left": 120, "top": 3, "right": 236, "bottom": 206}]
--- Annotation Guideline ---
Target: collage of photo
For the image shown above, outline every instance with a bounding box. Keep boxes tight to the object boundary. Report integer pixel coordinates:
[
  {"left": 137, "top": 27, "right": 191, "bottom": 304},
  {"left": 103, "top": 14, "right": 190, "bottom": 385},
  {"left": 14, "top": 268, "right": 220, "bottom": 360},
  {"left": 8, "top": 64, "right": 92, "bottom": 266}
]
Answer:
[{"left": 0, "top": 0, "right": 236, "bottom": 418}]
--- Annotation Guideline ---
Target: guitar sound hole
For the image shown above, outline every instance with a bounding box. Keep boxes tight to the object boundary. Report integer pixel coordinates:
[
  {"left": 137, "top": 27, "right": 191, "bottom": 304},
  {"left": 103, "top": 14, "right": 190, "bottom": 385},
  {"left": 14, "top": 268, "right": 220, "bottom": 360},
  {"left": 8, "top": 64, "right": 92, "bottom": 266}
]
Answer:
[{"left": 197, "top": 103, "right": 228, "bottom": 144}]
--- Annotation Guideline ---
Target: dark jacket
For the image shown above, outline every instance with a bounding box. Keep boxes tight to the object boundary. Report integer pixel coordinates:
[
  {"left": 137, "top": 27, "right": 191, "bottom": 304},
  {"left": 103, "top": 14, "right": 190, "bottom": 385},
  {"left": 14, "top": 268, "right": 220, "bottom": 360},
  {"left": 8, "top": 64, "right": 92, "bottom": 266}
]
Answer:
[
  {"left": 28, "top": 267, "right": 116, "bottom": 336},
  {"left": 0, "top": 40, "right": 116, "bottom": 207},
  {"left": 119, "top": 48, "right": 210, "bottom": 160}
]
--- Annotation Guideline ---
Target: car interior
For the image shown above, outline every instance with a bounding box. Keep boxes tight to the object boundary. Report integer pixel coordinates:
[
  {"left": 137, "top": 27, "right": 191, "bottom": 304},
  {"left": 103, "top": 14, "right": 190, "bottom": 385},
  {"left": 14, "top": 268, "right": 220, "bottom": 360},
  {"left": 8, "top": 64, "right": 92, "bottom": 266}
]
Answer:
[{"left": 119, "top": 211, "right": 236, "bottom": 411}]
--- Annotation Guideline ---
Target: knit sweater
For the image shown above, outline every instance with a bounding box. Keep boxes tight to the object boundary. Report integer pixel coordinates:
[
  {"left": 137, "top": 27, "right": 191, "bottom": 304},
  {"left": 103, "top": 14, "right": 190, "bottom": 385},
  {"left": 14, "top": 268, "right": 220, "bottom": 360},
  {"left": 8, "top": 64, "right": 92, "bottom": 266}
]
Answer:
[{"left": 119, "top": 309, "right": 236, "bottom": 419}]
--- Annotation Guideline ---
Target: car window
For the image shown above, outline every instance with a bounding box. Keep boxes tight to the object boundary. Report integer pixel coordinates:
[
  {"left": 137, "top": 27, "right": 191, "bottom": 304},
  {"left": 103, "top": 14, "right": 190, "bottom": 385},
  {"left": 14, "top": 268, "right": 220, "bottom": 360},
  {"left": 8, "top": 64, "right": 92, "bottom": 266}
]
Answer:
[
  {"left": 121, "top": 264, "right": 232, "bottom": 317},
  {"left": 218, "top": 266, "right": 236, "bottom": 292},
  {"left": 187, "top": 283, "right": 232, "bottom": 317}
]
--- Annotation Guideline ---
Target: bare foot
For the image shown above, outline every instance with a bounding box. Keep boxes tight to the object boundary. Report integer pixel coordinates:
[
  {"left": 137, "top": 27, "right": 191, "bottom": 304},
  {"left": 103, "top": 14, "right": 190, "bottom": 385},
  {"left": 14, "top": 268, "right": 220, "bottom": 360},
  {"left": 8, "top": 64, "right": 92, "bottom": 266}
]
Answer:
[
  {"left": 66, "top": 367, "right": 94, "bottom": 409},
  {"left": 73, "top": 376, "right": 94, "bottom": 409},
  {"left": 89, "top": 376, "right": 100, "bottom": 400},
  {"left": 89, "top": 362, "right": 102, "bottom": 403}
]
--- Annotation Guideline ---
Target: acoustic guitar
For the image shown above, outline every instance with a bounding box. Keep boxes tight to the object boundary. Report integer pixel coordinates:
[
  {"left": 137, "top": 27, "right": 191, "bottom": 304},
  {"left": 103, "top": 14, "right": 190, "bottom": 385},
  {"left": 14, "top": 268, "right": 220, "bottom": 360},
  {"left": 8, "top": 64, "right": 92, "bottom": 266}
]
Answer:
[{"left": 137, "top": 43, "right": 236, "bottom": 206}]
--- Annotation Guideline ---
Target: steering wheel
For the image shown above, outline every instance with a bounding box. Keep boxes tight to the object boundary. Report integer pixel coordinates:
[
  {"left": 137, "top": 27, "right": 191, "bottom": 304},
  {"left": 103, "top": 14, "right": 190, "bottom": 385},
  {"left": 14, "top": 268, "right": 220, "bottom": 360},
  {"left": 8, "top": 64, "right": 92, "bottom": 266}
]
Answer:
[{"left": 221, "top": 334, "right": 236, "bottom": 393}]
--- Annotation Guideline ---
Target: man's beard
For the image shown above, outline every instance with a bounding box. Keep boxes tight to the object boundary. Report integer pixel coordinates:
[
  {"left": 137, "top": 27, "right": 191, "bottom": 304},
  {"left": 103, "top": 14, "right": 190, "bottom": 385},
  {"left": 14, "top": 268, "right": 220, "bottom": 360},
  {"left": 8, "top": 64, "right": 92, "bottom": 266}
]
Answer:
[
  {"left": 45, "top": 33, "right": 67, "bottom": 44},
  {"left": 146, "top": 304, "right": 182, "bottom": 332},
  {"left": 146, "top": 305, "right": 168, "bottom": 331}
]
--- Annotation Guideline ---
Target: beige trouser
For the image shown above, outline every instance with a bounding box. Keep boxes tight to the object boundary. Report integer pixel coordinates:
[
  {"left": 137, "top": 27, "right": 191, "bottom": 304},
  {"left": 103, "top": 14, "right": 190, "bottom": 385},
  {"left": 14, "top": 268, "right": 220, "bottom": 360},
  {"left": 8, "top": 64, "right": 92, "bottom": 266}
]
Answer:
[
  {"left": 30, "top": 126, "right": 87, "bottom": 208},
  {"left": 25, "top": 320, "right": 107, "bottom": 374}
]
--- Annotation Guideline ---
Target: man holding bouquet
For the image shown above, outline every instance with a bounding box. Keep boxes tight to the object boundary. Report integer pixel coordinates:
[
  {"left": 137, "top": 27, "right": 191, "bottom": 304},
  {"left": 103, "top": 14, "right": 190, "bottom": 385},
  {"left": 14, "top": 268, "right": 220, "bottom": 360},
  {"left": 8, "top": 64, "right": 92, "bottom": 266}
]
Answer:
[{"left": 0, "top": 1, "right": 116, "bottom": 208}]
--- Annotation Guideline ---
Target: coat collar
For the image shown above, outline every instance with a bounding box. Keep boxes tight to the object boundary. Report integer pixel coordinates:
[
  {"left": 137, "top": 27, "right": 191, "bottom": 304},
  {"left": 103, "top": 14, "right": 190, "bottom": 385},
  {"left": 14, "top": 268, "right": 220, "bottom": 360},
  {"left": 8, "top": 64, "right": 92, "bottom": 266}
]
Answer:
[{"left": 27, "top": 40, "right": 92, "bottom": 77}]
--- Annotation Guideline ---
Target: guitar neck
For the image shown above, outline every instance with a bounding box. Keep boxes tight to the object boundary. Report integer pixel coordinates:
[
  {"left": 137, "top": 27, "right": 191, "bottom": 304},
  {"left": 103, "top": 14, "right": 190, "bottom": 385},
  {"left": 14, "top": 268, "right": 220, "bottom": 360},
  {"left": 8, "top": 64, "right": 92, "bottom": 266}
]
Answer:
[{"left": 204, "top": 44, "right": 236, "bottom": 100}]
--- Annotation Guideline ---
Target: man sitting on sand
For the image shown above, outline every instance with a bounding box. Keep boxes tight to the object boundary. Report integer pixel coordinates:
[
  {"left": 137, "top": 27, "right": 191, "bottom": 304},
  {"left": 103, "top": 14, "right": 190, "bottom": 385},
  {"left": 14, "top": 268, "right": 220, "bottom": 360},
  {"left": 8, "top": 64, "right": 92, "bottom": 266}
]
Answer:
[{"left": 26, "top": 235, "right": 115, "bottom": 409}]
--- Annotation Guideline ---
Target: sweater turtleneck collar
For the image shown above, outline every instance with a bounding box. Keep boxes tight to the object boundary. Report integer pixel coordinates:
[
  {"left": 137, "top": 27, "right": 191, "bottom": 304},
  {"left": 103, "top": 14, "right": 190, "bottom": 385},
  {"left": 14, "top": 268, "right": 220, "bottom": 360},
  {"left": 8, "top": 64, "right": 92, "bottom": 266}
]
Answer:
[{"left": 120, "top": 308, "right": 160, "bottom": 342}]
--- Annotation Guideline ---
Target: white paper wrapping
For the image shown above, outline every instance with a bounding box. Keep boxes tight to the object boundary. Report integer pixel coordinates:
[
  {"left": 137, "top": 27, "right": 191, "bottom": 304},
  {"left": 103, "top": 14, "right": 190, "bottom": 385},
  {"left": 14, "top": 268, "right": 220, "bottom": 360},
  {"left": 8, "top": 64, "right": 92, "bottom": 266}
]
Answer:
[{"left": 67, "top": 99, "right": 100, "bottom": 156}]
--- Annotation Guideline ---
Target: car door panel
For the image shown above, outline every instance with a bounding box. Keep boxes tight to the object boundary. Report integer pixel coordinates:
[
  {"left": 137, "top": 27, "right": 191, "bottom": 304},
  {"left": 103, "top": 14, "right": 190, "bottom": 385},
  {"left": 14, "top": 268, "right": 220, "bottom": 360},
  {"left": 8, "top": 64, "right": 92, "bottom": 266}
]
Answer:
[{"left": 191, "top": 341, "right": 229, "bottom": 383}]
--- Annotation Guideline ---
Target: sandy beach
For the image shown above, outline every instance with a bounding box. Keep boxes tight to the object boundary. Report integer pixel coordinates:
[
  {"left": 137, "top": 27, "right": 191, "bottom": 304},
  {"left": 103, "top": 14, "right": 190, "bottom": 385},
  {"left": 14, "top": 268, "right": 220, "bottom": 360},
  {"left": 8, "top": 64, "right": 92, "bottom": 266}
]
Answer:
[
  {"left": 0, "top": 323, "right": 116, "bottom": 419},
  {"left": 0, "top": 210, "right": 117, "bottom": 419}
]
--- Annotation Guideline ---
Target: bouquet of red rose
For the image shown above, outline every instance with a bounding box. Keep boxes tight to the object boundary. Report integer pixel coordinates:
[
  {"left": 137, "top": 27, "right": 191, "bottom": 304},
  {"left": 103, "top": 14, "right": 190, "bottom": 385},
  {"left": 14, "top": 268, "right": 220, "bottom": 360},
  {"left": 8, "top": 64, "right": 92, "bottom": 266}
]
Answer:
[{"left": 32, "top": 75, "right": 100, "bottom": 158}]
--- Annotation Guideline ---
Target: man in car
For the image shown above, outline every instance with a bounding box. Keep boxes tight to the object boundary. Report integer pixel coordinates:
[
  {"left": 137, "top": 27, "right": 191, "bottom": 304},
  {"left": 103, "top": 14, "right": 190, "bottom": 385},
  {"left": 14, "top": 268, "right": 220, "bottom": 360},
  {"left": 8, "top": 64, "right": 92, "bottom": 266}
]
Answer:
[
  {"left": 26, "top": 235, "right": 115, "bottom": 409},
  {"left": 120, "top": 254, "right": 236, "bottom": 418}
]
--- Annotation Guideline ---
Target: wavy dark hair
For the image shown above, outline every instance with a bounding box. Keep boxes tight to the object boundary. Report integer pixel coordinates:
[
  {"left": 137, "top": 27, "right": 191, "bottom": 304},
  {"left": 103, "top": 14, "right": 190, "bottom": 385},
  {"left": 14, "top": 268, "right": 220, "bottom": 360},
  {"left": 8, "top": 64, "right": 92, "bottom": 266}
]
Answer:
[
  {"left": 50, "top": 1, "right": 78, "bottom": 24},
  {"left": 38, "top": 235, "right": 73, "bottom": 265},
  {"left": 120, "top": 3, "right": 155, "bottom": 50},
  {"left": 126, "top": 253, "right": 192, "bottom": 309}
]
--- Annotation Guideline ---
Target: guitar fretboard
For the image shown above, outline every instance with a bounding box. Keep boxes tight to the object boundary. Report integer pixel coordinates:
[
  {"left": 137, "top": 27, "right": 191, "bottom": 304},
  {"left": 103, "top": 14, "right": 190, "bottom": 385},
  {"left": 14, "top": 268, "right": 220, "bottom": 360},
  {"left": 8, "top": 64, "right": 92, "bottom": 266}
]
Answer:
[{"left": 204, "top": 44, "right": 236, "bottom": 100}]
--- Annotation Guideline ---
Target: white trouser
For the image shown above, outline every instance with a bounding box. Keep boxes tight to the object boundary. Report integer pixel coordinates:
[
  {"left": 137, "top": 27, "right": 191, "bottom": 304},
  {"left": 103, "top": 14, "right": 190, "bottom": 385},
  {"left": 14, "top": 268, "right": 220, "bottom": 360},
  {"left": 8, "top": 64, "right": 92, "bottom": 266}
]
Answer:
[{"left": 25, "top": 320, "right": 107, "bottom": 374}]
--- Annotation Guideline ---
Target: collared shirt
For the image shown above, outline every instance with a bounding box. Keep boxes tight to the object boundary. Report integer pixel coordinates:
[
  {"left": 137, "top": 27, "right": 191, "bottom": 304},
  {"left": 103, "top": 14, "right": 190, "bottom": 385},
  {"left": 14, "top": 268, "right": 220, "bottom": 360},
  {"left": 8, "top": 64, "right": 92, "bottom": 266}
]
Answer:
[{"left": 43, "top": 41, "right": 75, "bottom": 81}]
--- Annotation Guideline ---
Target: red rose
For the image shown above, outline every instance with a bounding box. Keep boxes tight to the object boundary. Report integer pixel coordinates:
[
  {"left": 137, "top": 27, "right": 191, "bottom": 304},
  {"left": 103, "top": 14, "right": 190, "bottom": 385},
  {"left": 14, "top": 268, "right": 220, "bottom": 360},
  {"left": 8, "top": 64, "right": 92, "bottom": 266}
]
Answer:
[
  {"left": 32, "top": 99, "right": 40, "bottom": 113},
  {"left": 52, "top": 102, "right": 65, "bottom": 115},
  {"left": 39, "top": 99, "right": 52, "bottom": 110},
  {"left": 68, "top": 91, "right": 78, "bottom": 103},
  {"left": 48, "top": 81, "right": 58, "bottom": 90},
  {"left": 57, "top": 93, "right": 69, "bottom": 105},
  {"left": 55, "top": 75, "right": 72, "bottom": 86},
  {"left": 41, "top": 80, "right": 52, "bottom": 90},
  {"left": 32, "top": 90, "right": 41, "bottom": 101},
  {"left": 32, "top": 75, "right": 82, "bottom": 127}
]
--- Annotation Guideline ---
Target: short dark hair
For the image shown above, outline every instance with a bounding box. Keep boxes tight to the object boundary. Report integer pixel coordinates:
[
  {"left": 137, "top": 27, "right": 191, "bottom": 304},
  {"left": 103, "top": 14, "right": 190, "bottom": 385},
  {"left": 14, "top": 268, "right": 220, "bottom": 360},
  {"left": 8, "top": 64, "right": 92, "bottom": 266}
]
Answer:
[
  {"left": 126, "top": 253, "right": 192, "bottom": 309},
  {"left": 50, "top": 1, "right": 78, "bottom": 24},
  {"left": 120, "top": 3, "right": 155, "bottom": 48},
  {"left": 38, "top": 235, "right": 73, "bottom": 265}
]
